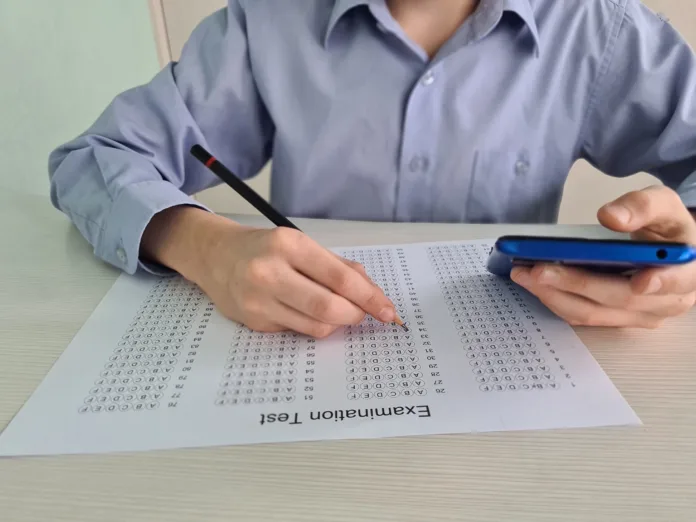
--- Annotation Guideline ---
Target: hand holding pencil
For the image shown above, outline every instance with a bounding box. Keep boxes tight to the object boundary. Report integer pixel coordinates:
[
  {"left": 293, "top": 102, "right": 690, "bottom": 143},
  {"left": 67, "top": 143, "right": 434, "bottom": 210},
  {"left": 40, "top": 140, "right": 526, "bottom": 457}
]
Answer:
[
  {"left": 140, "top": 145, "right": 405, "bottom": 338},
  {"left": 199, "top": 219, "right": 404, "bottom": 337}
]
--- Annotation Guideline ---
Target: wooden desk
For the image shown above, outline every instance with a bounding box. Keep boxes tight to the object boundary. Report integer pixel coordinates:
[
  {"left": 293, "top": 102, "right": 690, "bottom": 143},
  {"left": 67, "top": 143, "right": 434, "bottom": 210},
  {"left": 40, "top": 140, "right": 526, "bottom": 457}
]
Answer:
[{"left": 1, "top": 190, "right": 695, "bottom": 521}]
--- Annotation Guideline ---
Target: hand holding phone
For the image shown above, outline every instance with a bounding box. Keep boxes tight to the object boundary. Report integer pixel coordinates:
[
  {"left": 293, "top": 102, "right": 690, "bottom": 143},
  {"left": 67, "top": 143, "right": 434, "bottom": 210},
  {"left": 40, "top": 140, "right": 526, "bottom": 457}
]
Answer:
[
  {"left": 486, "top": 235, "right": 696, "bottom": 277},
  {"left": 490, "top": 186, "right": 696, "bottom": 329},
  {"left": 486, "top": 234, "right": 696, "bottom": 329}
]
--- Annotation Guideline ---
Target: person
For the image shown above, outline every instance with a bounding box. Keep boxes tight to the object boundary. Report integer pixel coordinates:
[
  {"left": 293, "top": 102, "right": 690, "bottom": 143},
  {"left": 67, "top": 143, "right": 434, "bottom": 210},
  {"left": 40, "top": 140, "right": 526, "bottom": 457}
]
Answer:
[{"left": 48, "top": 0, "right": 696, "bottom": 336}]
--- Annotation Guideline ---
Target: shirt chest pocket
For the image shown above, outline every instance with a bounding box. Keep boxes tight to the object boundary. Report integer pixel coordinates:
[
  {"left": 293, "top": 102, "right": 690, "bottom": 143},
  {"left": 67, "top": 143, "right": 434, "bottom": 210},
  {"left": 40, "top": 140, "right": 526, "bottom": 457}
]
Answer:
[{"left": 464, "top": 146, "right": 559, "bottom": 224}]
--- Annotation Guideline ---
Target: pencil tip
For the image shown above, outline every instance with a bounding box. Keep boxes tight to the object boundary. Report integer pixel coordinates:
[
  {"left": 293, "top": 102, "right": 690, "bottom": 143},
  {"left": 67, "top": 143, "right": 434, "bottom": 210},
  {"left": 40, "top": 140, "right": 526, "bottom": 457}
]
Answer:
[{"left": 394, "top": 316, "right": 409, "bottom": 332}]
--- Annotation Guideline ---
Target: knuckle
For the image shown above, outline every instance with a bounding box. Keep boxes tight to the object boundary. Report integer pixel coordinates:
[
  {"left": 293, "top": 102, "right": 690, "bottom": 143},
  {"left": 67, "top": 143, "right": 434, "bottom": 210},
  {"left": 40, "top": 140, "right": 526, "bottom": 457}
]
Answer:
[
  {"left": 545, "top": 303, "right": 582, "bottom": 326},
  {"left": 332, "top": 269, "right": 353, "bottom": 296},
  {"left": 351, "top": 260, "right": 367, "bottom": 273},
  {"left": 673, "top": 293, "right": 696, "bottom": 315},
  {"left": 219, "top": 305, "right": 240, "bottom": 324},
  {"left": 633, "top": 186, "right": 682, "bottom": 216},
  {"left": 308, "top": 295, "right": 334, "bottom": 321},
  {"left": 652, "top": 294, "right": 695, "bottom": 319},
  {"left": 246, "top": 258, "right": 275, "bottom": 285},
  {"left": 350, "top": 310, "right": 367, "bottom": 325},
  {"left": 574, "top": 274, "right": 592, "bottom": 295},
  {"left": 363, "top": 288, "right": 384, "bottom": 310},
  {"left": 656, "top": 185, "right": 680, "bottom": 204},
  {"left": 307, "top": 322, "right": 335, "bottom": 339},
  {"left": 269, "top": 227, "right": 300, "bottom": 253},
  {"left": 566, "top": 316, "right": 581, "bottom": 326},
  {"left": 567, "top": 315, "right": 587, "bottom": 327},
  {"left": 629, "top": 190, "right": 655, "bottom": 216},
  {"left": 346, "top": 259, "right": 366, "bottom": 275},
  {"left": 669, "top": 275, "right": 693, "bottom": 295},
  {"left": 530, "top": 264, "right": 546, "bottom": 282},
  {"left": 620, "top": 293, "right": 642, "bottom": 310},
  {"left": 687, "top": 292, "right": 696, "bottom": 309},
  {"left": 244, "top": 318, "right": 277, "bottom": 333},
  {"left": 644, "top": 318, "right": 665, "bottom": 330},
  {"left": 573, "top": 309, "right": 598, "bottom": 327},
  {"left": 241, "top": 296, "right": 265, "bottom": 317},
  {"left": 549, "top": 266, "right": 586, "bottom": 294}
]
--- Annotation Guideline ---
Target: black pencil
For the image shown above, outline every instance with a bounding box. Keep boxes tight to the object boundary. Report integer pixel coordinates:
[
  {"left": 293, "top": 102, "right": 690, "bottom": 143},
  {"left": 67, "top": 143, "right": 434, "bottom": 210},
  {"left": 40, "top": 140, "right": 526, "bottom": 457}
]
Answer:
[
  {"left": 190, "top": 144, "right": 407, "bottom": 332},
  {"left": 190, "top": 144, "right": 301, "bottom": 231}
]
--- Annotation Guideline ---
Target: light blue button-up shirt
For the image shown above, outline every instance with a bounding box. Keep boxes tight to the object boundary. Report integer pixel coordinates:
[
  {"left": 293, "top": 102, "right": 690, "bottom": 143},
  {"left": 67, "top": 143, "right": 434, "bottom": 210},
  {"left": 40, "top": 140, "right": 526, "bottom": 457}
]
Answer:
[{"left": 48, "top": 0, "right": 696, "bottom": 275}]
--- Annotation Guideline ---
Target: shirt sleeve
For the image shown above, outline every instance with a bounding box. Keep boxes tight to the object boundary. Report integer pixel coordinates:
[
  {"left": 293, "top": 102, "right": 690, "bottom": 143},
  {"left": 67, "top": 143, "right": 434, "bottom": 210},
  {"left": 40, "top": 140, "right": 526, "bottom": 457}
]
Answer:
[
  {"left": 48, "top": 0, "right": 274, "bottom": 275},
  {"left": 580, "top": 0, "right": 696, "bottom": 211}
]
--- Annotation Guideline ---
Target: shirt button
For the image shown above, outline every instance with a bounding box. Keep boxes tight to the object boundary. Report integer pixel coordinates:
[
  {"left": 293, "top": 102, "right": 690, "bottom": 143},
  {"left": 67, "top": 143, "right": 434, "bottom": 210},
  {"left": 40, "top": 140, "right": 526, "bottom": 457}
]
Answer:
[
  {"left": 421, "top": 70, "right": 435, "bottom": 86},
  {"left": 515, "top": 160, "right": 529, "bottom": 176},
  {"left": 409, "top": 156, "right": 430, "bottom": 172},
  {"left": 117, "top": 248, "right": 127, "bottom": 264}
]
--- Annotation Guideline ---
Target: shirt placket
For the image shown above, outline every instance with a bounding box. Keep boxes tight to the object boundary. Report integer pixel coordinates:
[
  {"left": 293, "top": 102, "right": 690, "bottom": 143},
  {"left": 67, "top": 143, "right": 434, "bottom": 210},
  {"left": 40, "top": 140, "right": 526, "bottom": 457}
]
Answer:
[{"left": 395, "top": 65, "right": 442, "bottom": 222}]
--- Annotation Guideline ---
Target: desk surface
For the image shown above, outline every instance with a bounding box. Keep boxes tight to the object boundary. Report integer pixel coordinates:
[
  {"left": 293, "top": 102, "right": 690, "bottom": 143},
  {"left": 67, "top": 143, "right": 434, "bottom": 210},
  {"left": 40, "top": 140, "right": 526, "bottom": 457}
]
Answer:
[{"left": 1, "top": 190, "right": 695, "bottom": 522}]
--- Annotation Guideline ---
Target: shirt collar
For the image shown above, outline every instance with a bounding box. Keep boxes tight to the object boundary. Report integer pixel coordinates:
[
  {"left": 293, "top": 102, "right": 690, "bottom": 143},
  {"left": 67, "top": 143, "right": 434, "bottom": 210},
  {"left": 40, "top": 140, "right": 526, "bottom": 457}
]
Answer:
[
  {"left": 324, "top": 0, "right": 540, "bottom": 55},
  {"left": 324, "top": 0, "right": 371, "bottom": 48},
  {"left": 502, "top": 0, "right": 541, "bottom": 55},
  {"left": 466, "top": 0, "right": 540, "bottom": 55}
]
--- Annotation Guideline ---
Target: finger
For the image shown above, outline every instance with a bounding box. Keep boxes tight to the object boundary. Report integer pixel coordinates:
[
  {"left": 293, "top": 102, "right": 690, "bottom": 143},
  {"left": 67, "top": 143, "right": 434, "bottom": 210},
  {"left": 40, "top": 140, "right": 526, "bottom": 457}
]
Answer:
[
  {"left": 512, "top": 264, "right": 661, "bottom": 310},
  {"left": 630, "top": 263, "right": 696, "bottom": 296},
  {"left": 334, "top": 254, "right": 373, "bottom": 284},
  {"left": 246, "top": 300, "right": 339, "bottom": 338},
  {"left": 287, "top": 238, "right": 397, "bottom": 322},
  {"left": 597, "top": 185, "right": 696, "bottom": 241},
  {"left": 512, "top": 264, "right": 692, "bottom": 317},
  {"left": 273, "top": 264, "right": 366, "bottom": 326},
  {"left": 513, "top": 264, "right": 634, "bottom": 306},
  {"left": 233, "top": 303, "right": 285, "bottom": 334},
  {"left": 512, "top": 270, "right": 665, "bottom": 328},
  {"left": 231, "top": 310, "right": 284, "bottom": 334},
  {"left": 339, "top": 257, "right": 399, "bottom": 306},
  {"left": 273, "top": 301, "right": 340, "bottom": 338}
]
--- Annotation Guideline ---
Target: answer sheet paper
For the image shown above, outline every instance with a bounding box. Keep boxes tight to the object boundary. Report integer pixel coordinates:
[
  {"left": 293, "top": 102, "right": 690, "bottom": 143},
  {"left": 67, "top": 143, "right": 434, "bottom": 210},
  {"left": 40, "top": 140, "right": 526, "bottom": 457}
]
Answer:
[{"left": 0, "top": 239, "right": 640, "bottom": 456}]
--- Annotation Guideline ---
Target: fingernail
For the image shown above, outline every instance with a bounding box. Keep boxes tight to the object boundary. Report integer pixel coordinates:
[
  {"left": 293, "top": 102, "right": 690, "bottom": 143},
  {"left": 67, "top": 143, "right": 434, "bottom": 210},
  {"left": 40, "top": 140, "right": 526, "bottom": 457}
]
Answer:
[
  {"left": 643, "top": 277, "right": 662, "bottom": 295},
  {"left": 378, "top": 307, "right": 395, "bottom": 322},
  {"left": 539, "top": 266, "right": 561, "bottom": 285},
  {"left": 604, "top": 203, "right": 632, "bottom": 224}
]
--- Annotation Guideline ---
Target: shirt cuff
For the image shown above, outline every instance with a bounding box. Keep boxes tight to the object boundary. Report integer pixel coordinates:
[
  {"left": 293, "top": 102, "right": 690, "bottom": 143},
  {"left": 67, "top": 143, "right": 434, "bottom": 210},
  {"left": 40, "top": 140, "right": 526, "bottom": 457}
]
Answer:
[{"left": 95, "top": 180, "right": 210, "bottom": 276}]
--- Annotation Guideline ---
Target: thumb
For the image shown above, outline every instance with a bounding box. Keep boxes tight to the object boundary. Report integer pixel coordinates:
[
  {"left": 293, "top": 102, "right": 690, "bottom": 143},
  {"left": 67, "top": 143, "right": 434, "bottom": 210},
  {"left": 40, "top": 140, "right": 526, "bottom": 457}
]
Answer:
[{"left": 597, "top": 185, "right": 696, "bottom": 242}]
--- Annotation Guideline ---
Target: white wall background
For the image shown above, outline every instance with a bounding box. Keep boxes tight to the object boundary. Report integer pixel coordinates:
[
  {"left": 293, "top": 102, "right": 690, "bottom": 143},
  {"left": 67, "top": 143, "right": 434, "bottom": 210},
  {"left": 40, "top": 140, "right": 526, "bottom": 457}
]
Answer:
[
  {"left": 156, "top": 0, "right": 695, "bottom": 223},
  {"left": 0, "top": 0, "right": 161, "bottom": 197}
]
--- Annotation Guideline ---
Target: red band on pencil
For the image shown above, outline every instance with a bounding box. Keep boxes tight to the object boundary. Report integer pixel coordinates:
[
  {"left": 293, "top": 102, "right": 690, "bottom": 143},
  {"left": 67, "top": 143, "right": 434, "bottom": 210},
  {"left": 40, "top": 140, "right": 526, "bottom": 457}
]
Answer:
[{"left": 205, "top": 157, "right": 216, "bottom": 168}]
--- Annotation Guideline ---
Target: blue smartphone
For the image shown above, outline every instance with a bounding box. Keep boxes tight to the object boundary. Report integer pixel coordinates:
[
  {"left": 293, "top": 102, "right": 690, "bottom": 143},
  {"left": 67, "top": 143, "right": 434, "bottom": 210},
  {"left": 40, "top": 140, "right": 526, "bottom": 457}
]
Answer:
[{"left": 486, "top": 235, "right": 696, "bottom": 277}]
